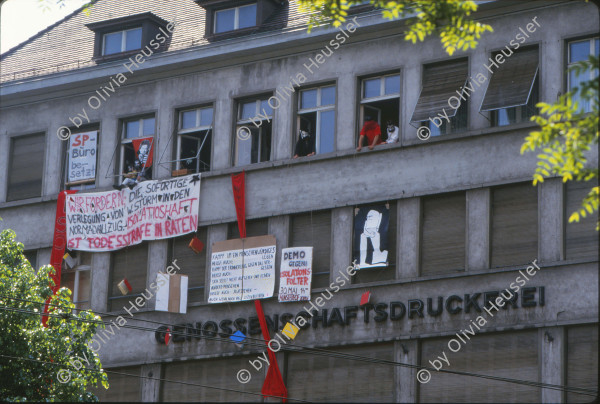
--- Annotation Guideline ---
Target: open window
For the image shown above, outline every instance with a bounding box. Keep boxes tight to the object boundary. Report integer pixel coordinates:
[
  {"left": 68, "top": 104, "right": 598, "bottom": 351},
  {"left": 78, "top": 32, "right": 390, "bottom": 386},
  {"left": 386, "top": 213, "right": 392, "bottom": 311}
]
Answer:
[
  {"left": 234, "top": 97, "right": 272, "bottom": 166},
  {"left": 411, "top": 58, "right": 469, "bottom": 137},
  {"left": 117, "top": 115, "right": 155, "bottom": 185},
  {"left": 480, "top": 46, "right": 539, "bottom": 126},
  {"left": 61, "top": 252, "right": 92, "bottom": 311},
  {"left": 359, "top": 73, "right": 400, "bottom": 144},
  {"left": 172, "top": 106, "right": 213, "bottom": 176},
  {"left": 297, "top": 85, "right": 336, "bottom": 155}
]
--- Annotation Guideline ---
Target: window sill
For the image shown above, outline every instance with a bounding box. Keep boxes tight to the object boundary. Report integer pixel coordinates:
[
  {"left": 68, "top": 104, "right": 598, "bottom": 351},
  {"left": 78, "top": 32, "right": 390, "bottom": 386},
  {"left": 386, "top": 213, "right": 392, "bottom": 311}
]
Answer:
[{"left": 0, "top": 193, "right": 60, "bottom": 209}]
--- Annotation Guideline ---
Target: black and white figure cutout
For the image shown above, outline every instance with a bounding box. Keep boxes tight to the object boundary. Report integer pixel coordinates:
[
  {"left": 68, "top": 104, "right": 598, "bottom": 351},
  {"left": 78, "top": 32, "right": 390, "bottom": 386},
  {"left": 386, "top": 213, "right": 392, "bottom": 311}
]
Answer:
[{"left": 353, "top": 205, "right": 390, "bottom": 269}]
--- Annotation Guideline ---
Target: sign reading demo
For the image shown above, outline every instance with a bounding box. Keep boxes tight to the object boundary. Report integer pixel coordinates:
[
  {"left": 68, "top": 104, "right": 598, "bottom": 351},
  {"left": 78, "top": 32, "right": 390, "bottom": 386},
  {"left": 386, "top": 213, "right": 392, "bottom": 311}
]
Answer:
[
  {"left": 66, "top": 174, "right": 200, "bottom": 251},
  {"left": 279, "top": 247, "right": 312, "bottom": 302}
]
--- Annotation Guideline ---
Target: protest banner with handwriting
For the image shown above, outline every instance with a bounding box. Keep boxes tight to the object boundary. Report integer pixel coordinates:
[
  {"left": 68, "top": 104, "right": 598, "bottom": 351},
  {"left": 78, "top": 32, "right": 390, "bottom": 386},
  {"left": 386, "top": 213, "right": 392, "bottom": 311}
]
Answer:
[
  {"left": 278, "top": 247, "right": 312, "bottom": 302},
  {"left": 66, "top": 174, "right": 200, "bottom": 251}
]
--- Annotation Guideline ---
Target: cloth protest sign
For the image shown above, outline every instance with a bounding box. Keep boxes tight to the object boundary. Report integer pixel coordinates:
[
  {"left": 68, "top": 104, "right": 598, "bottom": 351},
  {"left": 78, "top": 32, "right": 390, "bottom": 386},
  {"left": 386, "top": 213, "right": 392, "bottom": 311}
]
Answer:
[{"left": 66, "top": 174, "right": 200, "bottom": 251}]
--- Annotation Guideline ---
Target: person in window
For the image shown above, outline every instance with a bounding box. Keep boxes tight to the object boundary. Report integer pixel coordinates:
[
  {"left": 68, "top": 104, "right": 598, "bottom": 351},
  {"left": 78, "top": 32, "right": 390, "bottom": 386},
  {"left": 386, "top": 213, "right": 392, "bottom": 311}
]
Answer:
[
  {"left": 356, "top": 115, "right": 382, "bottom": 151},
  {"left": 385, "top": 120, "right": 399, "bottom": 144},
  {"left": 293, "top": 130, "right": 315, "bottom": 158},
  {"left": 122, "top": 140, "right": 151, "bottom": 187}
]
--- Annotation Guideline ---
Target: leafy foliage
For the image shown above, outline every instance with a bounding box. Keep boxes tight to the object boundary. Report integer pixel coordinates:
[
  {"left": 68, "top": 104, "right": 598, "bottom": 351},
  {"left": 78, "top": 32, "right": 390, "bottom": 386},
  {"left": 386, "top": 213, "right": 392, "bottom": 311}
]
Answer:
[
  {"left": 522, "top": 55, "right": 599, "bottom": 229},
  {"left": 0, "top": 229, "right": 107, "bottom": 401},
  {"left": 38, "top": 0, "right": 93, "bottom": 16},
  {"left": 297, "top": 0, "right": 492, "bottom": 55}
]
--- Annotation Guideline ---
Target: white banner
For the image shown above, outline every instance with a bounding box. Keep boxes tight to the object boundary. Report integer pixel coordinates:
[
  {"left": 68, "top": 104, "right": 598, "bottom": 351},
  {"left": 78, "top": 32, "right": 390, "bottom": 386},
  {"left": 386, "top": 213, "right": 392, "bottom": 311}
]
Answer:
[
  {"left": 278, "top": 247, "right": 312, "bottom": 302},
  {"left": 68, "top": 131, "right": 97, "bottom": 183},
  {"left": 66, "top": 174, "right": 200, "bottom": 251},
  {"left": 208, "top": 235, "right": 276, "bottom": 303}
]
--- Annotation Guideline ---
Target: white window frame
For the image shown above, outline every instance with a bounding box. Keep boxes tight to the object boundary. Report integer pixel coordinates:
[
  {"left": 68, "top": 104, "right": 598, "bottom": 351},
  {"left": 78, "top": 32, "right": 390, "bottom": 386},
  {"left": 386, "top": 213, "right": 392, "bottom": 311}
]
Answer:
[
  {"left": 235, "top": 98, "right": 273, "bottom": 166},
  {"left": 298, "top": 85, "right": 336, "bottom": 154},
  {"left": 119, "top": 116, "right": 155, "bottom": 181},
  {"left": 176, "top": 106, "right": 213, "bottom": 171},
  {"left": 568, "top": 37, "right": 599, "bottom": 90},
  {"left": 214, "top": 3, "right": 257, "bottom": 33},
  {"left": 102, "top": 27, "right": 142, "bottom": 55},
  {"left": 360, "top": 73, "right": 401, "bottom": 103}
]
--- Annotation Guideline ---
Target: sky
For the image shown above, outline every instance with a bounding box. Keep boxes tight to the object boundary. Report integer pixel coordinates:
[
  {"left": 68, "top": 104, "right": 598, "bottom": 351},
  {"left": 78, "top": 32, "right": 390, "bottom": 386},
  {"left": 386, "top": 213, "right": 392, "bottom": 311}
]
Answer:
[{"left": 0, "top": 0, "right": 90, "bottom": 54}]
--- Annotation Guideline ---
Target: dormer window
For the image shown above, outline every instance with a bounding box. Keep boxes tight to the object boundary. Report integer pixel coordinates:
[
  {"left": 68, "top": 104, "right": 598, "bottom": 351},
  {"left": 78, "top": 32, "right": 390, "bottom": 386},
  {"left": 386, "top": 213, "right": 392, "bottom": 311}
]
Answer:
[
  {"left": 215, "top": 4, "right": 257, "bottom": 33},
  {"left": 103, "top": 28, "right": 142, "bottom": 55}
]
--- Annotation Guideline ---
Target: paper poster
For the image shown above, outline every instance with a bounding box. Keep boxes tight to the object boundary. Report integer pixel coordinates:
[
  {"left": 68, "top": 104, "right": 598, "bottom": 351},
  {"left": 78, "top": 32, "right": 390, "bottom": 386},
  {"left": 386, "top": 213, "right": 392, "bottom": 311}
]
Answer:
[
  {"left": 278, "top": 247, "right": 312, "bottom": 302},
  {"left": 155, "top": 273, "right": 188, "bottom": 314},
  {"left": 132, "top": 137, "right": 154, "bottom": 168},
  {"left": 208, "top": 235, "right": 276, "bottom": 303},
  {"left": 68, "top": 131, "right": 97, "bottom": 183},
  {"left": 66, "top": 174, "right": 200, "bottom": 251},
  {"left": 353, "top": 204, "right": 390, "bottom": 269}
]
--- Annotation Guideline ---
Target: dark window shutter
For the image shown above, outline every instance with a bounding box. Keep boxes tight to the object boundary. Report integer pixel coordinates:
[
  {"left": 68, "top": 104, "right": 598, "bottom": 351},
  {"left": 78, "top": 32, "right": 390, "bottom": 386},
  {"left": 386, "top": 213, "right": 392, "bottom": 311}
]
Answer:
[
  {"left": 161, "top": 357, "right": 265, "bottom": 402},
  {"left": 480, "top": 47, "right": 539, "bottom": 111},
  {"left": 8, "top": 133, "right": 45, "bottom": 201},
  {"left": 419, "top": 331, "right": 540, "bottom": 402},
  {"left": 109, "top": 243, "right": 148, "bottom": 310},
  {"left": 91, "top": 366, "right": 141, "bottom": 401},
  {"left": 567, "top": 325, "right": 599, "bottom": 403},
  {"left": 291, "top": 211, "right": 332, "bottom": 288},
  {"left": 171, "top": 228, "right": 208, "bottom": 303},
  {"left": 491, "top": 183, "right": 538, "bottom": 268},
  {"left": 565, "top": 180, "right": 599, "bottom": 260},
  {"left": 286, "top": 343, "right": 395, "bottom": 402},
  {"left": 421, "top": 193, "right": 465, "bottom": 275},
  {"left": 228, "top": 219, "right": 268, "bottom": 239},
  {"left": 354, "top": 202, "right": 396, "bottom": 284},
  {"left": 411, "top": 58, "right": 469, "bottom": 123}
]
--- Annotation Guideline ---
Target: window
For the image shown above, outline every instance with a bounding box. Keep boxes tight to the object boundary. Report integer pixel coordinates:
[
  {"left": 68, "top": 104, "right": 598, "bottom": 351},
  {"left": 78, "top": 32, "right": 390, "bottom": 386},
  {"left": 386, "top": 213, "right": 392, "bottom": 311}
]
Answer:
[
  {"left": 60, "top": 252, "right": 91, "bottom": 311},
  {"left": 359, "top": 73, "right": 400, "bottom": 144},
  {"left": 175, "top": 106, "right": 213, "bottom": 175},
  {"left": 420, "top": 192, "right": 465, "bottom": 276},
  {"left": 118, "top": 115, "right": 155, "bottom": 184},
  {"left": 65, "top": 130, "right": 98, "bottom": 191},
  {"left": 286, "top": 343, "right": 394, "bottom": 402},
  {"left": 102, "top": 28, "right": 142, "bottom": 55},
  {"left": 170, "top": 229, "right": 208, "bottom": 304},
  {"left": 491, "top": 183, "right": 538, "bottom": 268},
  {"left": 353, "top": 202, "right": 396, "bottom": 284},
  {"left": 91, "top": 366, "right": 141, "bottom": 401},
  {"left": 7, "top": 133, "right": 45, "bottom": 201},
  {"left": 480, "top": 47, "right": 539, "bottom": 126},
  {"left": 411, "top": 58, "right": 469, "bottom": 136},
  {"left": 234, "top": 98, "right": 272, "bottom": 166},
  {"left": 568, "top": 37, "right": 599, "bottom": 113},
  {"left": 109, "top": 243, "right": 148, "bottom": 311},
  {"left": 215, "top": 4, "right": 257, "bottom": 33},
  {"left": 566, "top": 325, "right": 598, "bottom": 403},
  {"left": 419, "top": 331, "right": 540, "bottom": 402},
  {"left": 565, "top": 180, "right": 599, "bottom": 260},
  {"left": 228, "top": 219, "right": 269, "bottom": 239},
  {"left": 23, "top": 250, "right": 38, "bottom": 270},
  {"left": 297, "top": 85, "right": 336, "bottom": 155},
  {"left": 290, "top": 211, "right": 332, "bottom": 289}
]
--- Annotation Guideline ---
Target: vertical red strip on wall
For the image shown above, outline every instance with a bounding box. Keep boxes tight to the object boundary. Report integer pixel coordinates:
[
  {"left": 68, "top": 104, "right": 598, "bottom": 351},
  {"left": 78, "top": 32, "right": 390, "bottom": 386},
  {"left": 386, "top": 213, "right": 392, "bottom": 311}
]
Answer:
[
  {"left": 230, "top": 172, "right": 287, "bottom": 401},
  {"left": 42, "top": 190, "right": 77, "bottom": 327}
]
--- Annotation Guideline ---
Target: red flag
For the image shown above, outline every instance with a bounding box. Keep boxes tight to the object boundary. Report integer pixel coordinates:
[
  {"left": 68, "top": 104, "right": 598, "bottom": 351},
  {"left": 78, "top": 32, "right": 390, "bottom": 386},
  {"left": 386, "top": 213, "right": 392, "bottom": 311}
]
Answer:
[
  {"left": 42, "top": 190, "right": 77, "bottom": 327},
  {"left": 231, "top": 172, "right": 246, "bottom": 238},
  {"left": 131, "top": 137, "right": 154, "bottom": 169},
  {"left": 255, "top": 300, "right": 287, "bottom": 401}
]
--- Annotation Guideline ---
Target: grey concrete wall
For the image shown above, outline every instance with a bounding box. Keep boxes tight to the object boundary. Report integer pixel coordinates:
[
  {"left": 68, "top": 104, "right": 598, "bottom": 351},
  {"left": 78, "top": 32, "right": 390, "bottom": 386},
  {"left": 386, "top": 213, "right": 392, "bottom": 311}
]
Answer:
[
  {"left": 540, "top": 326, "right": 565, "bottom": 403},
  {"left": 466, "top": 188, "right": 490, "bottom": 271}
]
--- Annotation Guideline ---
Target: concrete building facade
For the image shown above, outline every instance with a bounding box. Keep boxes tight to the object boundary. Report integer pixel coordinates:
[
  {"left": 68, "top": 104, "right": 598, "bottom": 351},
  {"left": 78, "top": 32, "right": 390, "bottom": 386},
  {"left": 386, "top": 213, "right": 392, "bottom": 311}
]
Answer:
[{"left": 0, "top": 0, "right": 598, "bottom": 402}]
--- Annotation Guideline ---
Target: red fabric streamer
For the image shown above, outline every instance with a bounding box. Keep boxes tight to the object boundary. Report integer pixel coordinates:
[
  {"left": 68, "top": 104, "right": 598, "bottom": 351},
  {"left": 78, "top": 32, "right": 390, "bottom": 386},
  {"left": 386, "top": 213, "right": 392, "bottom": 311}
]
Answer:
[
  {"left": 231, "top": 171, "right": 246, "bottom": 238},
  {"left": 255, "top": 299, "right": 288, "bottom": 401},
  {"left": 42, "top": 190, "right": 77, "bottom": 327}
]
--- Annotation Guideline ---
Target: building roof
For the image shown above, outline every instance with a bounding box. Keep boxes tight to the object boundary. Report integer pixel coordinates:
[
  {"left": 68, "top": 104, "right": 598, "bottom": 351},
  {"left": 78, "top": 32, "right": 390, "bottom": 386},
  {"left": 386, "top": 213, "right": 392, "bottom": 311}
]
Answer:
[{"left": 0, "top": 0, "right": 310, "bottom": 83}]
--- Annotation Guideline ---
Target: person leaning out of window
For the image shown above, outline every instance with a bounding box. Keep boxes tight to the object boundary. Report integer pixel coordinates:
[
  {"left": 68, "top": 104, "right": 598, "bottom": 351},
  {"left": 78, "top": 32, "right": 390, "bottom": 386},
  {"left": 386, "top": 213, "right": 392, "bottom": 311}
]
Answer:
[
  {"left": 356, "top": 115, "right": 383, "bottom": 151},
  {"left": 293, "top": 130, "right": 316, "bottom": 158}
]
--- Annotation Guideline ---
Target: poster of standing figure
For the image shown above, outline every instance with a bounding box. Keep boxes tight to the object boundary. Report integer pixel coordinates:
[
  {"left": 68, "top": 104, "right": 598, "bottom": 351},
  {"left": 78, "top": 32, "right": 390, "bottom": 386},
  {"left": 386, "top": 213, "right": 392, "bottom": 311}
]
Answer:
[{"left": 353, "top": 205, "right": 389, "bottom": 269}]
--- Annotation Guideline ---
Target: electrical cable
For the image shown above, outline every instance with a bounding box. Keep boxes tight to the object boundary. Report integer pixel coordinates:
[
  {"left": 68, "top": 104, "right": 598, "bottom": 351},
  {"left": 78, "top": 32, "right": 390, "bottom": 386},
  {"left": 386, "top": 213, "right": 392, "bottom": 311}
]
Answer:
[
  {"left": 0, "top": 354, "right": 310, "bottom": 403},
  {"left": 0, "top": 297, "right": 597, "bottom": 397}
]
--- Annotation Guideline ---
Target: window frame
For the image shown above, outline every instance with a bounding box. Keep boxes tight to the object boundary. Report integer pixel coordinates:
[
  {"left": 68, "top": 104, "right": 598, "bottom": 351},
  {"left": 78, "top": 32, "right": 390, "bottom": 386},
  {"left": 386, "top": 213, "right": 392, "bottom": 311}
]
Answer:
[
  {"left": 118, "top": 115, "right": 156, "bottom": 184},
  {"left": 102, "top": 27, "right": 143, "bottom": 56},
  {"left": 7, "top": 132, "right": 46, "bottom": 202},
  {"left": 214, "top": 3, "right": 257, "bottom": 34},
  {"left": 297, "top": 84, "right": 337, "bottom": 155},
  {"left": 567, "top": 36, "right": 599, "bottom": 113},
  {"left": 234, "top": 96, "right": 273, "bottom": 167},
  {"left": 175, "top": 105, "right": 214, "bottom": 174},
  {"left": 61, "top": 252, "right": 92, "bottom": 310}
]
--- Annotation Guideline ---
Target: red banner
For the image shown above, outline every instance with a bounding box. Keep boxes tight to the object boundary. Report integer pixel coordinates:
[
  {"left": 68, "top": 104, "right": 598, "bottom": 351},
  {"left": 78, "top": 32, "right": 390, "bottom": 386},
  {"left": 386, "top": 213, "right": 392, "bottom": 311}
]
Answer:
[
  {"left": 231, "top": 171, "right": 246, "bottom": 238},
  {"left": 43, "top": 190, "right": 78, "bottom": 326},
  {"left": 131, "top": 137, "right": 154, "bottom": 168}
]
